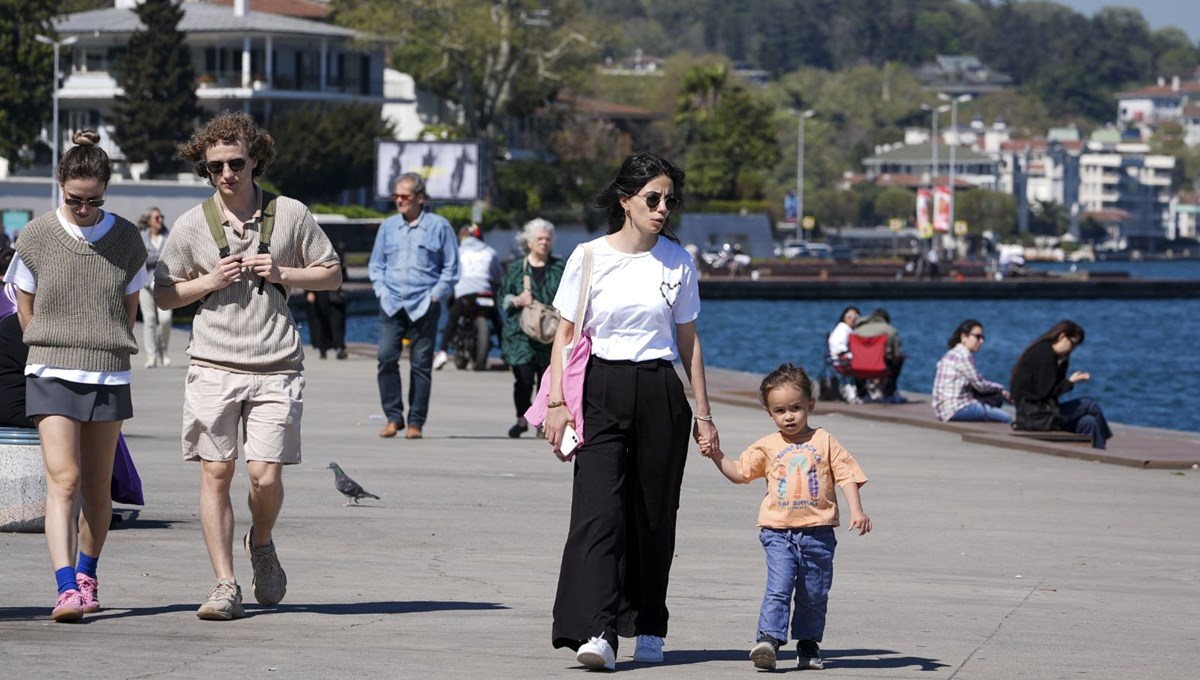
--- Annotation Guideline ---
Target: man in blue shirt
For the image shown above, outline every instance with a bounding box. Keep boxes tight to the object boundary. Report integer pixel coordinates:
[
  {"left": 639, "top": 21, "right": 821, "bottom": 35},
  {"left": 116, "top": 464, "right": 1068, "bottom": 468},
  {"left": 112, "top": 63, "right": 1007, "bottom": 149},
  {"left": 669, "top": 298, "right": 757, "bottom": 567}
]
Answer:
[{"left": 368, "top": 173, "right": 459, "bottom": 439}]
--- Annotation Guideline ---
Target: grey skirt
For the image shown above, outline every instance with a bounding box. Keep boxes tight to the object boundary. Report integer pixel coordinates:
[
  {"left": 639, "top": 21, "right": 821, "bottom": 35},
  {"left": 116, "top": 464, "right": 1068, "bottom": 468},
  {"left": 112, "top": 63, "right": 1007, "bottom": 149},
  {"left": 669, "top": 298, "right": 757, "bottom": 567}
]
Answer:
[{"left": 26, "top": 376, "right": 133, "bottom": 422}]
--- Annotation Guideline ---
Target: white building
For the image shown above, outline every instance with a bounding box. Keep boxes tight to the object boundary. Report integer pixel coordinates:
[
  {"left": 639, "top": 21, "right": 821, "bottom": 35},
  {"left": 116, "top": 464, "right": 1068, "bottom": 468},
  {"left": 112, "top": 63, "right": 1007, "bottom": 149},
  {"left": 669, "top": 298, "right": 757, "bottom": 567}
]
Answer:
[{"left": 14, "top": 0, "right": 388, "bottom": 177}]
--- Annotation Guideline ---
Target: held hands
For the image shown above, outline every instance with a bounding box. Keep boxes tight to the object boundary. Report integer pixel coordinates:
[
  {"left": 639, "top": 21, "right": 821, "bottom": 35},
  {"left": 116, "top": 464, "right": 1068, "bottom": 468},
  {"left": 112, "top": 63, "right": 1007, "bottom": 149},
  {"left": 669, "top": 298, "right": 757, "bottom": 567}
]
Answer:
[
  {"left": 848, "top": 511, "right": 873, "bottom": 536},
  {"left": 693, "top": 418, "right": 719, "bottom": 457}
]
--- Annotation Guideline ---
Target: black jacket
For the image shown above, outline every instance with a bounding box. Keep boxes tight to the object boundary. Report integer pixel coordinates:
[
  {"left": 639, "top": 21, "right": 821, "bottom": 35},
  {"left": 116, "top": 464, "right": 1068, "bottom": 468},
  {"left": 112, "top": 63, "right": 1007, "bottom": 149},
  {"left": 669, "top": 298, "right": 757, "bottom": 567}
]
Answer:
[
  {"left": 0, "top": 313, "right": 33, "bottom": 428},
  {"left": 1010, "top": 340, "right": 1073, "bottom": 430}
]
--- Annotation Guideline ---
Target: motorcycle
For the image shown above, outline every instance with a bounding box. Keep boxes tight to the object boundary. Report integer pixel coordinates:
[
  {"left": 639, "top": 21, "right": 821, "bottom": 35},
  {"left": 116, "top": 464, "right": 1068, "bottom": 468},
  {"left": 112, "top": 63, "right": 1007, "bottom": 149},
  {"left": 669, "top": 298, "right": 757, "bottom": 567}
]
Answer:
[{"left": 451, "top": 292, "right": 498, "bottom": 371}]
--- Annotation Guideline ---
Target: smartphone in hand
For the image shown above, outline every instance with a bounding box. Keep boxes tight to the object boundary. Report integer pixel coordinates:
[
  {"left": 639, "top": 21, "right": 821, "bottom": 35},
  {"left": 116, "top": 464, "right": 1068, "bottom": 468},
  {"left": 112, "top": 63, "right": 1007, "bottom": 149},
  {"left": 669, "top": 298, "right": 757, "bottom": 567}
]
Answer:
[{"left": 560, "top": 424, "right": 580, "bottom": 457}]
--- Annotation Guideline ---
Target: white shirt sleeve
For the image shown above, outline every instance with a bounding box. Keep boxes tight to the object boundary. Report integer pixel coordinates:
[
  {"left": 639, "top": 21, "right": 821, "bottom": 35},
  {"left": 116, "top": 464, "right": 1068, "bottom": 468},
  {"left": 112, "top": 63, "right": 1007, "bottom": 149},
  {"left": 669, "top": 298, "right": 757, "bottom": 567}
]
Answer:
[{"left": 3, "top": 254, "right": 36, "bottom": 294}]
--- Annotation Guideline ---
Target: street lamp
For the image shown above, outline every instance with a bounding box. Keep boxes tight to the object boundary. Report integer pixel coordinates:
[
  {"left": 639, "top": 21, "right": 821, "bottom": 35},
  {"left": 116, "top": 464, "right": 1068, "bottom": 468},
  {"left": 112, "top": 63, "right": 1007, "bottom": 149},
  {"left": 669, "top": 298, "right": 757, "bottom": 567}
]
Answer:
[
  {"left": 938, "top": 93, "right": 973, "bottom": 233},
  {"left": 795, "top": 109, "right": 815, "bottom": 242},
  {"left": 35, "top": 33, "right": 78, "bottom": 211},
  {"left": 920, "top": 103, "right": 951, "bottom": 190}
]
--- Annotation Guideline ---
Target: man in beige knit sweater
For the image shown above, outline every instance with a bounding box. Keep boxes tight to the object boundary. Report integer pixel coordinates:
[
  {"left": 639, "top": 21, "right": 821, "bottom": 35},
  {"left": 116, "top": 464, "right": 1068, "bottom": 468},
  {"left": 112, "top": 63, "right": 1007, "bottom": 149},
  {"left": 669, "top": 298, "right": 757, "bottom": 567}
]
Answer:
[{"left": 154, "top": 112, "right": 342, "bottom": 620}]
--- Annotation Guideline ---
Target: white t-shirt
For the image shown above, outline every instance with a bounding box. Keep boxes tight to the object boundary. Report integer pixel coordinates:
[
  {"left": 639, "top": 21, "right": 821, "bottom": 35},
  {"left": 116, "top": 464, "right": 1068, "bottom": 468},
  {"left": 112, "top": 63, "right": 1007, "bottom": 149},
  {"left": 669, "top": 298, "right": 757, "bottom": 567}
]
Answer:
[
  {"left": 827, "top": 321, "right": 853, "bottom": 359},
  {"left": 553, "top": 235, "right": 700, "bottom": 362},
  {"left": 3, "top": 208, "right": 147, "bottom": 385}
]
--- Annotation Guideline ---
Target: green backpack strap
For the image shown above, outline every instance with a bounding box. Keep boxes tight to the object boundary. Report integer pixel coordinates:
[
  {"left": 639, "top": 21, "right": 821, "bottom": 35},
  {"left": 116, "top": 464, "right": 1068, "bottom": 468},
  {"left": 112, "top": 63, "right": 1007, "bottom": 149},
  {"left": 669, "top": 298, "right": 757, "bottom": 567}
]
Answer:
[{"left": 200, "top": 190, "right": 286, "bottom": 299}]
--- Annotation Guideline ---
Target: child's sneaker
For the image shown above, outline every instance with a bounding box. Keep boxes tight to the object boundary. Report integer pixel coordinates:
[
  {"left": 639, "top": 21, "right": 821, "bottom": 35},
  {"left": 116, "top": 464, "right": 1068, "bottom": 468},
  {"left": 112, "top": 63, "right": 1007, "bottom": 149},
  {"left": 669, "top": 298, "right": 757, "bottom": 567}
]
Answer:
[
  {"left": 576, "top": 634, "right": 616, "bottom": 671},
  {"left": 797, "top": 640, "right": 824, "bottom": 670},
  {"left": 52, "top": 590, "right": 84, "bottom": 622},
  {"left": 76, "top": 573, "right": 100, "bottom": 613},
  {"left": 750, "top": 638, "right": 779, "bottom": 670},
  {"left": 632, "top": 634, "right": 664, "bottom": 663}
]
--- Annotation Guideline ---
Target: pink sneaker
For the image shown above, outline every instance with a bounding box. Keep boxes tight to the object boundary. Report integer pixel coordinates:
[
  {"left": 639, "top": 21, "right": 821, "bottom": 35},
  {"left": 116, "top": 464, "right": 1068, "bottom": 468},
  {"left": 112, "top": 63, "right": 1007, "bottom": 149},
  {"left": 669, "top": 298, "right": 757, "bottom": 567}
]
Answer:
[
  {"left": 76, "top": 573, "right": 100, "bottom": 613},
  {"left": 52, "top": 590, "right": 84, "bottom": 622}
]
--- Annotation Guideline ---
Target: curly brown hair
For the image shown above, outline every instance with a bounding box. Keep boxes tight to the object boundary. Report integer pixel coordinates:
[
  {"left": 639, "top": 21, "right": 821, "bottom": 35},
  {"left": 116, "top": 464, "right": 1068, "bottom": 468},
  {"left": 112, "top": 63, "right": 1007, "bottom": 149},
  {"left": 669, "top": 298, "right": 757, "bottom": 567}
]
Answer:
[
  {"left": 178, "top": 111, "right": 276, "bottom": 186},
  {"left": 759, "top": 362, "right": 815, "bottom": 405}
]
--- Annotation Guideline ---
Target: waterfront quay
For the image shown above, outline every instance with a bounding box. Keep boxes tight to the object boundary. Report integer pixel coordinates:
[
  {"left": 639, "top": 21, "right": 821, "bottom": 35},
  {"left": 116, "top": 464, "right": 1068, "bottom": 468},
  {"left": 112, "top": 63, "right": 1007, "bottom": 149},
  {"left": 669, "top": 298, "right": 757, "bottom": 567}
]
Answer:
[{"left": 1, "top": 329, "right": 1197, "bottom": 679}]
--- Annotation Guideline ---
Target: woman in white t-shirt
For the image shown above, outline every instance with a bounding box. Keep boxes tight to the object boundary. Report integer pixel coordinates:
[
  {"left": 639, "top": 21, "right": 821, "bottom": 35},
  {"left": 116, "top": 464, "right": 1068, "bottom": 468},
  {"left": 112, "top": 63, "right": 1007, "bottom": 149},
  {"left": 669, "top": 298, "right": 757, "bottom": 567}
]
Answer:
[{"left": 544, "top": 153, "right": 720, "bottom": 669}]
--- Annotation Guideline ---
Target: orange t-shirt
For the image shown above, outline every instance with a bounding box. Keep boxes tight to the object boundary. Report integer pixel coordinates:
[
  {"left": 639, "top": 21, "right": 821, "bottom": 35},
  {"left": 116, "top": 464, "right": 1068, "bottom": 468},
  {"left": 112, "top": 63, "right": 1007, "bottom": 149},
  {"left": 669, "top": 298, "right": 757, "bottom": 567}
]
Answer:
[{"left": 732, "top": 428, "right": 868, "bottom": 529}]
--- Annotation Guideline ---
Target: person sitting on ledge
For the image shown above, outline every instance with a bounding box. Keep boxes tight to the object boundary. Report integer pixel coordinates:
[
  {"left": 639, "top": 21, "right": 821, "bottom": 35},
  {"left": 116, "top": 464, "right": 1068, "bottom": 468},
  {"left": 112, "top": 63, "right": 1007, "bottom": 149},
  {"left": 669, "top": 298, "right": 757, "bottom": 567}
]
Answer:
[
  {"left": 932, "top": 319, "right": 1012, "bottom": 424},
  {"left": 1010, "top": 320, "right": 1112, "bottom": 449}
]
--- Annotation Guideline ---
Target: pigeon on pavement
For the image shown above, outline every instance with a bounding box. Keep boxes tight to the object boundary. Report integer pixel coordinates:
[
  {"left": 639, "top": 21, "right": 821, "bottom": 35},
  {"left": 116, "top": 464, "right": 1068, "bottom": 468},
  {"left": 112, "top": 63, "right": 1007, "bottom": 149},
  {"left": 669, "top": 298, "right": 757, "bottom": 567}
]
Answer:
[{"left": 326, "top": 462, "right": 381, "bottom": 506}]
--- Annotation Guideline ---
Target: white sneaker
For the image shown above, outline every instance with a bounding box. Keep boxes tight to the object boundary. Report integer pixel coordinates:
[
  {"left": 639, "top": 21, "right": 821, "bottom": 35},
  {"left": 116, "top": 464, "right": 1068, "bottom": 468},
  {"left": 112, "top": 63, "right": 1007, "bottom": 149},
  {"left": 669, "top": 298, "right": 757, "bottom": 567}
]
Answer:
[
  {"left": 576, "top": 635, "right": 616, "bottom": 671},
  {"left": 632, "top": 634, "right": 663, "bottom": 663},
  {"left": 160, "top": 355, "right": 172, "bottom": 367},
  {"left": 432, "top": 350, "right": 448, "bottom": 370},
  {"left": 145, "top": 354, "right": 158, "bottom": 368}
]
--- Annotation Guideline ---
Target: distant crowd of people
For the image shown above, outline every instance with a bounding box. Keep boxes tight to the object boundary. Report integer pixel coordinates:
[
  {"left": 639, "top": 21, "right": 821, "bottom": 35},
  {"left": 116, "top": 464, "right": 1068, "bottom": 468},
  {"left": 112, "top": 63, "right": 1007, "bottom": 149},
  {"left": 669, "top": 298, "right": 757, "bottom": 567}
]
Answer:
[{"left": 825, "top": 308, "right": 1111, "bottom": 449}]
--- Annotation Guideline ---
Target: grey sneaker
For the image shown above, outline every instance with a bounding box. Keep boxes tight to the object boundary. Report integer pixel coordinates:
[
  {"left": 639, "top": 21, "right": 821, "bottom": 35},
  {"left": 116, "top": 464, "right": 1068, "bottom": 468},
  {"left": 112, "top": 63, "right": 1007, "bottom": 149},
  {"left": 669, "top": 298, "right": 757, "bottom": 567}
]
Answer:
[
  {"left": 197, "top": 579, "right": 245, "bottom": 620},
  {"left": 244, "top": 529, "right": 287, "bottom": 606},
  {"left": 750, "top": 639, "right": 779, "bottom": 670},
  {"left": 797, "top": 640, "right": 824, "bottom": 670}
]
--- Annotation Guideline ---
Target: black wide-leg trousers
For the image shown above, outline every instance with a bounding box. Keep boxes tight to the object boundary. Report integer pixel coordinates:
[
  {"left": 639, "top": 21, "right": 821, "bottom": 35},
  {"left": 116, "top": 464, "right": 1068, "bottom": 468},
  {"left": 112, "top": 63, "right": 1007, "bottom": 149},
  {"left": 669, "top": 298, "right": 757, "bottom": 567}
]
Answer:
[{"left": 551, "top": 357, "right": 692, "bottom": 652}]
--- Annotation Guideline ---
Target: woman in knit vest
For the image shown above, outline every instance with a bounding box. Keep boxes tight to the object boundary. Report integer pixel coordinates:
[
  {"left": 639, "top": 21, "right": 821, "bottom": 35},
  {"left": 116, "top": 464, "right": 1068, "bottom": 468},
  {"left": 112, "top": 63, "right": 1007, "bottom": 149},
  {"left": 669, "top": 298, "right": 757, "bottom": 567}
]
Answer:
[{"left": 4, "top": 130, "right": 147, "bottom": 622}]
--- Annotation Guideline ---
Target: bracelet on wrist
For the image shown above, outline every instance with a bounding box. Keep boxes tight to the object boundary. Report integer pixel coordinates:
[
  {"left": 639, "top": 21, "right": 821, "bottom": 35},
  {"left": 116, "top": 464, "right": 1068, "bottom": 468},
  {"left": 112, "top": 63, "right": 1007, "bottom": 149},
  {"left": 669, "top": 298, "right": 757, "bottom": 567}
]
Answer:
[
  {"left": 547, "top": 400, "right": 567, "bottom": 409},
  {"left": 694, "top": 414, "right": 713, "bottom": 422}
]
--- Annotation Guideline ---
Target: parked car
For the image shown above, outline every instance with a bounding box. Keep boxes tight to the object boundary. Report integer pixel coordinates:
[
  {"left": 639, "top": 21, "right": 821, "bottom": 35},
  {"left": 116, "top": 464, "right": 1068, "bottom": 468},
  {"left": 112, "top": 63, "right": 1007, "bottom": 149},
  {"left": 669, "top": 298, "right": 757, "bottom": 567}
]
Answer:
[{"left": 775, "top": 239, "right": 833, "bottom": 259}]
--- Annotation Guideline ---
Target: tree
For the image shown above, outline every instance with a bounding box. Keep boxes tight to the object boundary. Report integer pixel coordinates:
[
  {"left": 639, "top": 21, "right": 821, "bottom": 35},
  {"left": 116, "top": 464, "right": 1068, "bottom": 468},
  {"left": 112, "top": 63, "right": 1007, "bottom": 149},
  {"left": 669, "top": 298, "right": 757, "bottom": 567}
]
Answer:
[
  {"left": 682, "top": 79, "right": 780, "bottom": 200},
  {"left": 267, "top": 103, "right": 396, "bottom": 204},
  {"left": 955, "top": 189, "right": 1017, "bottom": 238},
  {"left": 333, "top": 0, "right": 604, "bottom": 143},
  {"left": 110, "top": 0, "right": 200, "bottom": 175},
  {"left": 873, "top": 187, "right": 913, "bottom": 223},
  {"left": 0, "top": 1, "right": 55, "bottom": 167}
]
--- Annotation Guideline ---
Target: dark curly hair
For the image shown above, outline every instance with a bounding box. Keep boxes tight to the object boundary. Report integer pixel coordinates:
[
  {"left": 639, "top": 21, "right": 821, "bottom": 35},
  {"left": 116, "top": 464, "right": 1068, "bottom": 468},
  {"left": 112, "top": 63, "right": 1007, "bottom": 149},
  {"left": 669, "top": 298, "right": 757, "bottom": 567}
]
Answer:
[
  {"left": 594, "top": 152, "right": 685, "bottom": 243},
  {"left": 178, "top": 111, "right": 276, "bottom": 186},
  {"left": 759, "top": 362, "right": 815, "bottom": 405}
]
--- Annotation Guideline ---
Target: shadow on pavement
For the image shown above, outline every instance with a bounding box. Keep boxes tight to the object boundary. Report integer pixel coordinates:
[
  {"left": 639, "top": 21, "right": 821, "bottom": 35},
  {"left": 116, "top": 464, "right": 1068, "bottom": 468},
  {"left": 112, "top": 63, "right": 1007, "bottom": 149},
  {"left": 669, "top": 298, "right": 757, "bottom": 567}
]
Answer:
[
  {"left": 634, "top": 647, "right": 946, "bottom": 671},
  {"left": 271, "top": 600, "right": 510, "bottom": 615}
]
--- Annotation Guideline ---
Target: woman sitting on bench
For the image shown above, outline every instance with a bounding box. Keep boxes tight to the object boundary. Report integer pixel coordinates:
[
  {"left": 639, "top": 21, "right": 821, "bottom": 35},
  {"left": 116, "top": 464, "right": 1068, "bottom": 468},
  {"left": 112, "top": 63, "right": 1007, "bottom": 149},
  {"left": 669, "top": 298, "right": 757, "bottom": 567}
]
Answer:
[{"left": 1010, "top": 320, "right": 1112, "bottom": 449}]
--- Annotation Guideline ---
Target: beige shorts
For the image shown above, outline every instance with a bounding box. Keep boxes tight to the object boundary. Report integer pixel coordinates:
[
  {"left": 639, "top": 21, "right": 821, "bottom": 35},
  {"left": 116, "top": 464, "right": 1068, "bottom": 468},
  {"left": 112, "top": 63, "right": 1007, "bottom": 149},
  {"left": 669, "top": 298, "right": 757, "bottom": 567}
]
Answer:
[{"left": 181, "top": 364, "right": 305, "bottom": 464}]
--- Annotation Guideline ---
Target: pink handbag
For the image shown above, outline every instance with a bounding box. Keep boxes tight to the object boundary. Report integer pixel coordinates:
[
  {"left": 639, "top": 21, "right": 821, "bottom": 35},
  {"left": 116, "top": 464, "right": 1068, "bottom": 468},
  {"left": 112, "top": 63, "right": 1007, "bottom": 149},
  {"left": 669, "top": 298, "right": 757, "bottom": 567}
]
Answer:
[{"left": 524, "top": 244, "right": 594, "bottom": 442}]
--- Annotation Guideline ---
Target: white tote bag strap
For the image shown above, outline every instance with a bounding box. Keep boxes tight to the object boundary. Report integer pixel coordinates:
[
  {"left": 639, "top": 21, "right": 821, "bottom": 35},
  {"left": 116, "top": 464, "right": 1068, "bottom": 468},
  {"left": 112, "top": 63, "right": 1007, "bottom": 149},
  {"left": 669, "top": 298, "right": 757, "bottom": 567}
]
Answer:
[{"left": 572, "top": 244, "right": 594, "bottom": 346}]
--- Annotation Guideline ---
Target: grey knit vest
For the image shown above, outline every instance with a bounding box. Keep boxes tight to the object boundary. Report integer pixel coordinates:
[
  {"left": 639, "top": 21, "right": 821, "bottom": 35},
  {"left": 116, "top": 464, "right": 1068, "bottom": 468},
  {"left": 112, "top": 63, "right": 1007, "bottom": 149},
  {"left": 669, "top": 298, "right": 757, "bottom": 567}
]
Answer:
[{"left": 18, "top": 210, "right": 147, "bottom": 372}]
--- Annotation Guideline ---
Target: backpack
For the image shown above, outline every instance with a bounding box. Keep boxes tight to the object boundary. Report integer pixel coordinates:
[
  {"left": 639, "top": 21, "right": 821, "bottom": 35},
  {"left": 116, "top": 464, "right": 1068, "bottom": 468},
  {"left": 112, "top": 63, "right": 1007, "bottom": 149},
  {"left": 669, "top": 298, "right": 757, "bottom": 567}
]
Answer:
[{"left": 200, "top": 192, "right": 286, "bottom": 299}]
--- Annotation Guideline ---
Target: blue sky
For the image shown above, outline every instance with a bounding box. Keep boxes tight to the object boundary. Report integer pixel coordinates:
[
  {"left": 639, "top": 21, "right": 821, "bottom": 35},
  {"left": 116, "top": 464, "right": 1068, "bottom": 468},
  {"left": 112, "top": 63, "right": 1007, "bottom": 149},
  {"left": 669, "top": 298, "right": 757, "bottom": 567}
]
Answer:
[{"left": 1056, "top": 1, "right": 1200, "bottom": 42}]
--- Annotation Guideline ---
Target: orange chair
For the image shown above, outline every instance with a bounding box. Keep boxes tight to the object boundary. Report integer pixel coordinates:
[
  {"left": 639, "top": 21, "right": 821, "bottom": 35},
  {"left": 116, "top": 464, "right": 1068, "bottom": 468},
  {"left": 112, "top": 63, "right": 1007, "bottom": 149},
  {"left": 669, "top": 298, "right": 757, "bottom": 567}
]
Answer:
[{"left": 847, "top": 333, "right": 890, "bottom": 380}]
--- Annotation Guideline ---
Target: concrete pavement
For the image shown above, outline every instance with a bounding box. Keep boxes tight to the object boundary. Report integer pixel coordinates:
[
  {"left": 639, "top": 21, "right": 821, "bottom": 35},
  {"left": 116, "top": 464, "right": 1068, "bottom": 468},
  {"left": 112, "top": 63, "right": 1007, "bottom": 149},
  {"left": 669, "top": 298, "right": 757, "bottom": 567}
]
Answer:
[{"left": 1, "top": 328, "right": 1198, "bottom": 679}]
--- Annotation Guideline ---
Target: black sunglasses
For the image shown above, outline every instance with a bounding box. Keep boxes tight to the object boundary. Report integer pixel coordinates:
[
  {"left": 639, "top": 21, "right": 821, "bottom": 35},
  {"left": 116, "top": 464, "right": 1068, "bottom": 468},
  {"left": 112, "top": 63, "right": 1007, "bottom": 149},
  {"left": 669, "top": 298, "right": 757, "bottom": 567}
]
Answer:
[
  {"left": 205, "top": 158, "right": 248, "bottom": 174},
  {"left": 634, "top": 192, "right": 680, "bottom": 211},
  {"left": 64, "top": 196, "right": 105, "bottom": 208}
]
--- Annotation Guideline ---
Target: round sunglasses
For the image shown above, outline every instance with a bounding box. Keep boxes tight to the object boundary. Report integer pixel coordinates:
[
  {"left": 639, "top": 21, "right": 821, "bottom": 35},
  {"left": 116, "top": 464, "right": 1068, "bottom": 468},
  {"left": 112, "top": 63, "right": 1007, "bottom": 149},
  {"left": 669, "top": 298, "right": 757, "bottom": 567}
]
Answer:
[
  {"left": 205, "top": 158, "right": 248, "bottom": 174},
  {"left": 632, "top": 192, "right": 680, "bottom": 212}
]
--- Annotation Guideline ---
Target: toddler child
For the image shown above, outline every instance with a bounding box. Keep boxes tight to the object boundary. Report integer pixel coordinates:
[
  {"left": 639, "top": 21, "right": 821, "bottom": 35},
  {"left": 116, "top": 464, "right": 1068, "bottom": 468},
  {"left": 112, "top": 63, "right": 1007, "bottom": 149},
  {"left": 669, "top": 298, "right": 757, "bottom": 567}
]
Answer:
[{"left": 703, "top": 362, "right": 872, "bottom": 670}]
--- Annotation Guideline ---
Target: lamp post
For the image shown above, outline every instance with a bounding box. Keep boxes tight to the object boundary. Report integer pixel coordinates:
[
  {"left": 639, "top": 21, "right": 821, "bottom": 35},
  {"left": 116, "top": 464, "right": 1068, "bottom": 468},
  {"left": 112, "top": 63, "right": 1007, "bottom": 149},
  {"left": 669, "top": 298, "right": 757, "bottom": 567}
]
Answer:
[
  {"left": 920, "top": 103, "right": 951, "bottom": 190},
  {"left": 795, "top": 109, "right": 815, "bottom": 242},
  {"left": 938, "top": 93, "right": 973, "bottom": 233},
  {"left": 35, "top": 33, "right": 78, "bottom": 211}
]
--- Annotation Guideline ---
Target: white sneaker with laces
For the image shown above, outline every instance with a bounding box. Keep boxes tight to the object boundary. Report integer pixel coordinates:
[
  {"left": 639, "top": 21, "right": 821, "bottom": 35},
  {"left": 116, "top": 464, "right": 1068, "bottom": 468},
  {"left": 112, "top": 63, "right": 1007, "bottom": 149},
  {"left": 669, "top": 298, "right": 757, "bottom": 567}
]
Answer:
[
  {"left": 576, "top": 635, "right": 616, "bottom": 671},
  {"left": 632, "top": 634, "right": 664, "bottom": 663},
  {"left": 432, "top": 350, "right": 448, "bottom": 370}
]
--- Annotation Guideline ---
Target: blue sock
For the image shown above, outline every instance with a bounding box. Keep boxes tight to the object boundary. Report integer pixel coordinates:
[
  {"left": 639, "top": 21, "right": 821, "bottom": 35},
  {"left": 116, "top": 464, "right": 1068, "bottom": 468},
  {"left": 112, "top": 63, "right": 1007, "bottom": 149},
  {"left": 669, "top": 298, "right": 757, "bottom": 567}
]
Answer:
[
  {"left": 77, "top": 552, "right": 99, "bottom": 579},
  {"left": 55, "top": 566, "right": 77, "bottom": 595}
]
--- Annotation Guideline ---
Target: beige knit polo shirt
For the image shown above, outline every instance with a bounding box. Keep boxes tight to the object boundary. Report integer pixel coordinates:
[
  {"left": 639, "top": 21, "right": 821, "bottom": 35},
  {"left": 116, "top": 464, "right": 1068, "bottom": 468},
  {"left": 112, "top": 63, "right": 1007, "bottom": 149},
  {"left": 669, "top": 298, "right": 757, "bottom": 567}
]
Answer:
[
  {"left": 155, "top": 190, "right": 338, "bottom": 373},
  {"left": 17, "top": 209, "right": 147, "bottom": 372}
]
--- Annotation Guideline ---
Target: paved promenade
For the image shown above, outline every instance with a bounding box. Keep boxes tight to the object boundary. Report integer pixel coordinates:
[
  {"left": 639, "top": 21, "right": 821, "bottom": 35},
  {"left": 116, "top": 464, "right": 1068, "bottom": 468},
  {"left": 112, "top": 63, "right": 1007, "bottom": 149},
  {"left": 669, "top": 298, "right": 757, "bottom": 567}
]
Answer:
[{"left": 2, "top": 330, "right": 1198, "bottom": 679}]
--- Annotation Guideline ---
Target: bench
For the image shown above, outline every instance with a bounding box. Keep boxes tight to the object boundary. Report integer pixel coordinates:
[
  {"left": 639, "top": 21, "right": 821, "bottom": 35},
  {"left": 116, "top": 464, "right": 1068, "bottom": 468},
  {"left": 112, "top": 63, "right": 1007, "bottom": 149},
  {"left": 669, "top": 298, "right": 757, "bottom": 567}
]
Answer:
[
  {"left": 0, "top": 426, "right": 45, "bottom": 532},
  {"left": 1010, "top": 430, "right": 1094, "bottom": 444}
]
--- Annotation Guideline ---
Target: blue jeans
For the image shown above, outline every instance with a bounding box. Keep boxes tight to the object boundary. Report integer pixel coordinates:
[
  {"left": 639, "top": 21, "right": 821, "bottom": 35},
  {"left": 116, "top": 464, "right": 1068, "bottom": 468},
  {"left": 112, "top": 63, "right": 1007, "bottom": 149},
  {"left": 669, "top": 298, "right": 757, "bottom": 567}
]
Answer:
[
  {"left": 376, "top": 306, "right": 439, "bottom": 427},
  {"left": 950, "top": 400, "right": 1014, "bottom": 424},
  {"left": 757, "top": 527, "right": 836, "bottom": 644},
  {"left": 1059, "top": 397, "right": 1112, "bottom": 449}
]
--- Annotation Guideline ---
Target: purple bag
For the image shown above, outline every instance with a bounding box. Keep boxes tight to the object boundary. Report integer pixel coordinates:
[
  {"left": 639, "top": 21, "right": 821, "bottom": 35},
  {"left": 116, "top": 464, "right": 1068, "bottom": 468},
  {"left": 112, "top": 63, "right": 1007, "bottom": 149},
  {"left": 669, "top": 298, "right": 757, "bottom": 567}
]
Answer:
[{"left": 111, "top": 434, "right": 144, "bottom": 506}]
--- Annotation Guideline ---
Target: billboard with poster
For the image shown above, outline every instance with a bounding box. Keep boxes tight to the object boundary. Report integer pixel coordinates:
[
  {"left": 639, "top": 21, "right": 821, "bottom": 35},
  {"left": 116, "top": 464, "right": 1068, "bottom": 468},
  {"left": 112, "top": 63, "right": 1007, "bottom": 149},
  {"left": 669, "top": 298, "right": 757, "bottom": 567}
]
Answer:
[
  {"left": 375, "top": 140, "right": 481, "bottom": 202},
  {"left": 933, "top": 185, "right": 951, "bottom": 233}
]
